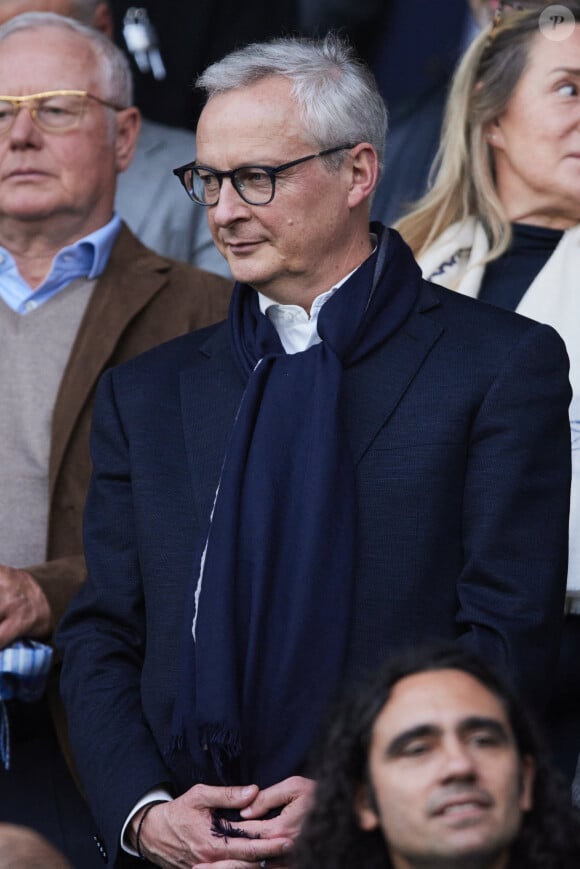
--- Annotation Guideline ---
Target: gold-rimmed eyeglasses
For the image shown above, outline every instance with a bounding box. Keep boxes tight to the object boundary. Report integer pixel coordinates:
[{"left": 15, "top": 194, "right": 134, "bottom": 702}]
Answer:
[{"left": 0, "top": 90, "right": 126, "bottom": 136}]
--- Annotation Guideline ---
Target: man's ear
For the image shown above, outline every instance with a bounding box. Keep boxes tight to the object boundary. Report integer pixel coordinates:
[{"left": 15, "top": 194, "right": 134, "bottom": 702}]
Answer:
[
  {"left": 346, "top": 143, "right": 379, "bottom": 209},
  {"left": 519, "top": 754, "right": 535, "bottom": 813},
  {"left": 114, "top": 107, "right": 141, "bottom": 172},
  {"left": 354, "top": 783, "right": 380, "bottom": 831}
]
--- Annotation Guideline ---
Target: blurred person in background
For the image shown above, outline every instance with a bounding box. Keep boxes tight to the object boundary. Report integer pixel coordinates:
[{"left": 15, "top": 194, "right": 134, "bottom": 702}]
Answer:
[
  {"left": 108, "top": 0, "right": 298, "bottom": 127},
  {"left": 369, "top": 0, "right": 529, "bottom": 227}
]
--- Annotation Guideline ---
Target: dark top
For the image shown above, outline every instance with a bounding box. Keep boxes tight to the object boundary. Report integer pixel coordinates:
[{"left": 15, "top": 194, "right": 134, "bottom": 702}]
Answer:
[{"left": 478, "top": 223, "right": 564, "bottom": 312}]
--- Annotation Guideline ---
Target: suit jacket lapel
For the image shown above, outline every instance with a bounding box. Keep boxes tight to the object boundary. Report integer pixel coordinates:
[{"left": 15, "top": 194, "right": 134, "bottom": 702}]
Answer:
[
  {"left": 180, "top": 324, "right": 245, "bottom": 526},
  {"left": 49, "top": 224, "right": 170, "bottom": 493},
  {"left": 343, "top": 284, "right": 443, "bottom": 464}
]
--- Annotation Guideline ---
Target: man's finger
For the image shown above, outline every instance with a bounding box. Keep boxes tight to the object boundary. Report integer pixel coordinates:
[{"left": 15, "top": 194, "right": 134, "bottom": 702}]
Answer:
[{"left": 191, "top": 783, "right": 259, "bottom": 810}]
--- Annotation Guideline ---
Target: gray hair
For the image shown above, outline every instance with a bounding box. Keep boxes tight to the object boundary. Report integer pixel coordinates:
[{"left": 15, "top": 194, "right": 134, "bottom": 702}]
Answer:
[
  {"left": 395, "top": 5, "right": 580, "bottom": 262},
  {"left": 196, "top": 33, "right": 387, "bottom": 176},
  {"left": 0, "top": 11, "right": 132, "bottom": 106}
]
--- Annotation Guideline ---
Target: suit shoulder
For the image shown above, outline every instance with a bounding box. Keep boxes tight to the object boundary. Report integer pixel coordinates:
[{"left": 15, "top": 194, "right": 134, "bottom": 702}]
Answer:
[
  {"left": 424, "top": 279, "right": 567, "bottom": 349},
  {"left": 109, "top": 320, "right": 228, "bottom": 384}
]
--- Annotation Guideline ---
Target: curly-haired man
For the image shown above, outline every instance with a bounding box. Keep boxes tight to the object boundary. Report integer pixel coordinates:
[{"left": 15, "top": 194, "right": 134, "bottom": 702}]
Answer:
[{"left": 294, "top": 644, "right": 580, "bottom": 869}]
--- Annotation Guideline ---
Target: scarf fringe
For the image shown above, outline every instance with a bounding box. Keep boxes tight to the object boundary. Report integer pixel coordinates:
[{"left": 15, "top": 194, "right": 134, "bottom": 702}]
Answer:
[
  {"left": 202, "top": 723, "right": 242, "bottom": 759},
  {"left": 205, "top": 724, "right": 242, "bottom": 784},
  {"left": 165, "top": 720, "right": 242, "bottom": 783}
]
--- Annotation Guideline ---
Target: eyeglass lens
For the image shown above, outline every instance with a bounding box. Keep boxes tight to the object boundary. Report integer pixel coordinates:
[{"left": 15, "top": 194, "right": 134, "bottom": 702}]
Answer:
[
  {"left": 0, "top": 94, "right": 86, "bottom": 135},
  {"left": 188, "top": 166, "right": 274, "bottom": 206}
]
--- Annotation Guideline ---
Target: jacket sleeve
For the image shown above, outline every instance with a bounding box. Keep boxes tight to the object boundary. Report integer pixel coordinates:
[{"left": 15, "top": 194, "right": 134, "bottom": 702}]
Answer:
[
  {"left": 56, "top": 367, "right": 173, "bottom": 868},
  {"left": 457, "top": 320, "right": 571, "bottom": 716}
]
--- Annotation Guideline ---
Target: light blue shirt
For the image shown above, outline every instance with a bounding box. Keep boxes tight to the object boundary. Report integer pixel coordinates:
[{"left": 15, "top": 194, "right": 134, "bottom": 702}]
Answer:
[{"left": 0, "top": 214, "right": 122, "bottom": 315}]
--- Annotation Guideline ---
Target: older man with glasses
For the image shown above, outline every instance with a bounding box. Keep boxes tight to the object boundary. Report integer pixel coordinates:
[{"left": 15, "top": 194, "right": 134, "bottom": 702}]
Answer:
[
  {"left": 0, "top": 11, "right": 231, "bottom": 868},
  {"left": 58, "top": 32, "right": 570, "bottom": 869}
]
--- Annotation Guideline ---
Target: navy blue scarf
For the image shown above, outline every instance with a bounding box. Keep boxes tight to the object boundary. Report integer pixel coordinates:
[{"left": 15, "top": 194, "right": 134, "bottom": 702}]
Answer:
[{"left": 168, "top": 226, "right": 421, "bottom": 788}]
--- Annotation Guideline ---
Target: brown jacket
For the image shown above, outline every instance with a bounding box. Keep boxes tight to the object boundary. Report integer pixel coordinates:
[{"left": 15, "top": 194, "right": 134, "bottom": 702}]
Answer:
[{"left": 26, "top": 222, "right": 232, "bottom": 628}]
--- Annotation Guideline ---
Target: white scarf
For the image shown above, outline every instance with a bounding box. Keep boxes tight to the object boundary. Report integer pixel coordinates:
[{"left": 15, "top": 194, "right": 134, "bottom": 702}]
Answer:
[{"left": 419, "top": 218, "right": 580, "bottom": 597}]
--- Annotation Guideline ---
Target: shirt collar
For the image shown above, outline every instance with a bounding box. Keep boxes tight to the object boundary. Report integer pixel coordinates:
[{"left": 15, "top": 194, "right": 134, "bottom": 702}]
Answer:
[
  {"left": 0, "top": 214, "right": 122, "bottom": 314},
  {"left": 56, "top": 213, "right": 122, "bottom": 280},
  {"left": 0, "top": 213, "right": 121, "bottom": 283},
  {"left": 257, "top": 233, "right": 378, "bottom": 318}
]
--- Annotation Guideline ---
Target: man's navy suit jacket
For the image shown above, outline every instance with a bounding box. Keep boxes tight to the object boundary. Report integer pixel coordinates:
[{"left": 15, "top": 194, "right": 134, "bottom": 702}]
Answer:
[{"left": 58, "top": 270, "right": 571, "bottom": 864}]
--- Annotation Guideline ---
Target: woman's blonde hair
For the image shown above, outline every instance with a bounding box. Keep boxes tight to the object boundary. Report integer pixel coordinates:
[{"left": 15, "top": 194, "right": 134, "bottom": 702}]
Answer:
[{"left": 395, "top": 6, "right": 579, "bottom": 260}]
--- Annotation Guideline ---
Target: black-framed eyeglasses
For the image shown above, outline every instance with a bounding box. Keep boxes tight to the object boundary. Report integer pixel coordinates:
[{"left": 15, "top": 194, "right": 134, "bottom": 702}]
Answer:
[
  {"left": 0, "top": 90, "right": 125, "bottom": 136},
  {"left": 172, "top": 144, "right": 355, "bottom": 206}
]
